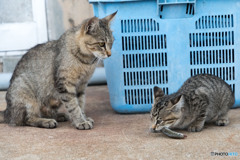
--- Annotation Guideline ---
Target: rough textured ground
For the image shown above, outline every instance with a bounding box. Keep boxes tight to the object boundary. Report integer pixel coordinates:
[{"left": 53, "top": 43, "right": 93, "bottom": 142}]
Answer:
[{"left": 0, "top": 85, "right": 240, "bottom": 160}]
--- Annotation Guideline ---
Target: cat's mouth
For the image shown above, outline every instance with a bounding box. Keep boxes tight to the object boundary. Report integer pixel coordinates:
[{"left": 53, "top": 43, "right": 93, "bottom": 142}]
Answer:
[
  {"left": 150, "top": 119, "right": 176, "bottom": 133},
  {"left": 91, "top": 51, "right": 108, "bottom": 60}
]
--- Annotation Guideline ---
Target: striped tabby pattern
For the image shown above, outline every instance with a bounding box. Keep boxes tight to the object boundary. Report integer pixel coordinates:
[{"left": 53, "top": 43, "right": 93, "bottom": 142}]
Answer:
[
  {"left": 150, "top": 74, "right": 235, "bottom": 132},
  {"left": 0, "top": 12, "right": 117, "bottom": 130}
]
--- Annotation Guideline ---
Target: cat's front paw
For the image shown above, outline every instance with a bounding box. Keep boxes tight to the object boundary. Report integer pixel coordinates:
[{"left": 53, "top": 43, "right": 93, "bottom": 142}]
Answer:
[
  {"left": 75, "top": 120, "right": 94, "bottom": 130},
  {"left": 187, "top": 125, "right": 203, "bottom": 132},
  {"left": 86, "top": 117, "right": 94, "bottom": 124},
  {"left": 216, "top": 119, "right": 229, "bottom": 126}
]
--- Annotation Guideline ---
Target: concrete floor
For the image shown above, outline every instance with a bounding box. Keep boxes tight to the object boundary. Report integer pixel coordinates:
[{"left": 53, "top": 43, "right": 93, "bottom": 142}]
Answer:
[{"left": 0, "top": 85, "right": 240, "bottom": 160}]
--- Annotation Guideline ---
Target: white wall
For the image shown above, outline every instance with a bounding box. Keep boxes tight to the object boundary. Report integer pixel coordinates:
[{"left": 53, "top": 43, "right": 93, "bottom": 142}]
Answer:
[
  {"left": 46, "top": 0, "right": 94, "bottom": 40},
  {"left": 0, "top": 0, "right": 95, "bottom": 72}
]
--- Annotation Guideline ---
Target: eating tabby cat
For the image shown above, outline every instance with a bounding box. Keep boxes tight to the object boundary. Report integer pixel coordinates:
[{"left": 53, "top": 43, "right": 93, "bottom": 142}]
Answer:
[{"left": 150, "top": 74, "right": 235, "bottom": 132}]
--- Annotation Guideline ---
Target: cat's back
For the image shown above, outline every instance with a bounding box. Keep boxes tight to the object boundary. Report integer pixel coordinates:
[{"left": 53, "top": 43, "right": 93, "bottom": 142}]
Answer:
[
  {"left": 10, "top": 40, "right": 58, "bottom": 83},
  {"left": 15, "top": 40, "right": 58, "bottom": 70},
  {"left": 181, "top": 74, "right": 231, "bottom": 92},
  {"left": 180, "top": 74, "right": 234, "bottom": 107}
]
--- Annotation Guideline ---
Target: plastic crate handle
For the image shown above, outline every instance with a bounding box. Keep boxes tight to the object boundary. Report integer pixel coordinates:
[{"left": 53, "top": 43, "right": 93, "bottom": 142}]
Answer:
[{"left": 157, "top": 0, "right": 196, "bottom": 18}]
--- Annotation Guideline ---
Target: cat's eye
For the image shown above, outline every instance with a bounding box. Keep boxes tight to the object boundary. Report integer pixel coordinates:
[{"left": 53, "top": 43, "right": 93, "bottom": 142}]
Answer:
[
  {"left": 157, "top": 104, "right": 164, "bottom": 110},
  {"left": 98, "top": 42, "right": 105, "bottom": 47},
  {"left": 156, "top": 119, "right": 162, "bottom": 124}
]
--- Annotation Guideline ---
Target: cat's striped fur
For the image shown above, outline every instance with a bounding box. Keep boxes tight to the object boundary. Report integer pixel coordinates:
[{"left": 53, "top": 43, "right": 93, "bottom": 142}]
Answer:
[
  {"left": 151, "top": 74, "right": 235, "bottom": 132},
  {"left": 0, "top": 12, "right": 117, "bottom": 129}
]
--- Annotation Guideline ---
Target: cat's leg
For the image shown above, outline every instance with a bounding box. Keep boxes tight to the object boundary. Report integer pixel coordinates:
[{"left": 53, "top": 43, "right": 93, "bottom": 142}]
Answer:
[
  {"left": 26, "top": 117, "right": 58, "bottom": 128},
  {"left": 77, "top": 91, "right": 94, "bottom": 124},
  {"left": 188, "top": 94, "right": 208, "bottom": 132},
  {"left": 216, "top": 113, "right": 229, "bottom": 126},
  {"left": 188, "top": 116, "right": 206, "bottom": 132},
  {"left": 6, "top": 97, "right": 57, "bottom": 128},
  {"left": 55, "top": 72, "right": 94, "bottom": 129},
  {"left": 6, "top": 82, "right": 58, "bottom": 128},
  {"left": 61, "top": 93, "right": 93, "bottom": 129},
  {"left": 215, "top": 103, "right": 230, "bottom": 126},
  {"left": 25, "top": 101, "right": 58, "bottom": 128},
  {"left": 56, "top": 82, "right": 93, "bottom": 130}
]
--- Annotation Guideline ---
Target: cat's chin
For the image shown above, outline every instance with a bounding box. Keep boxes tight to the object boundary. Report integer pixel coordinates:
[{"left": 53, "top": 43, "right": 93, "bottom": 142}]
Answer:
[
  {"left": 99, "top": 56, "right": 108, "bottom": 60},
  {"left": 92, "top": 52, "right": 108, "bottom": 60},
  {"left": 149, "top": 128, "right": 161, "bottom": 133}
]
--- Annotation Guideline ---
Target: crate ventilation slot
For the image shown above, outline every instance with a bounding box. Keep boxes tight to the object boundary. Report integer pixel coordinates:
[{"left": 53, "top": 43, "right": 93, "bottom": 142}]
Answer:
[
  {"left": 123, "top": 70, "right": 168, "bottom": 86},
  {"left": 190, "top": 49, "right": 234, "bottom": 65},
  {"left": 124, "top": 88, "right": 168, "bottom": 105},
  {"left": 121, "top": 19, "right": 160, "bottom": 33},
  {"left": 186, "top": 4, "right": 194, "bottom": 15},
  {"left": 122, "top": 35, "right": 167, "bottom": 51},
  {"left": 191, "top": 67, "right": 235, "bottom": 81},
  {"left": 157, "top": 0, "right": 196, "bottom": 19},
  {"left": 123, "top": 52, "right": 167, "bottom": 69},
  {"left": 189, "top": 31, "right": 234, "bottom": 47},
  {"left": 195, "top": 14, "right": 234, "bottom": 29}
]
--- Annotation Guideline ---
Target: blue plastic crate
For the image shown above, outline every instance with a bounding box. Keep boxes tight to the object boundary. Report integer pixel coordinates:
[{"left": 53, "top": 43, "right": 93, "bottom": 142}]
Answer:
[{"left": 89, "top": 0, "right": 240, "bottom": 113}]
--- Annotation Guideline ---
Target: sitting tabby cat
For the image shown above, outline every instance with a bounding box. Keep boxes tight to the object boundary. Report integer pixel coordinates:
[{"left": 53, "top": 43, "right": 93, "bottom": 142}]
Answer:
[
  {"left": 150, "top": 74, "right": 235, "bottom": 132},
  {"left": 0, "top": 11, "right": 117, "bottom": 129}
]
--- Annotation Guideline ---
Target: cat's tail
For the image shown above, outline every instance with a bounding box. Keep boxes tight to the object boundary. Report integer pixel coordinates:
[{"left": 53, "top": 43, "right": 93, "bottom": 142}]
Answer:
[{"left": 0, "top": 110, "right": 4, "bottom": 123}]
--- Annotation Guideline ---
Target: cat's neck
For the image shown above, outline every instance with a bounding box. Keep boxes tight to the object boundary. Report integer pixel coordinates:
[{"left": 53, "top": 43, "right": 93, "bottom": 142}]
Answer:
[
  {"left": 71, "top": 46, "right": 98, "bottom": 65},
  {"left": 61, "top": 30, "right": 99, "bottom": 65}
]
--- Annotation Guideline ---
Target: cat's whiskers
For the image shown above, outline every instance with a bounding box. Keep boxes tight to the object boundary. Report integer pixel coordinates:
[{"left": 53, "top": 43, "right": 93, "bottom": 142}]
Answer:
[
  {"left": 91, "top": 57, "right": 99, "bottom": 64},
  {"left": 96, "top": 58, "right": 102, "bottom": 66}
]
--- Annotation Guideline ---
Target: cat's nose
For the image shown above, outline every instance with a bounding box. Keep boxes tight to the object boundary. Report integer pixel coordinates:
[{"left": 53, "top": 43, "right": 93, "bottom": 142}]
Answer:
[
  {"left": 150, "top": 124, "right": 157, "bottom": 133},
  {"left": 106, "top": 51, "right": 111, "bottom": 57},
  {"left": 151, "top": 124, "right": 157, "bottom": 130}
]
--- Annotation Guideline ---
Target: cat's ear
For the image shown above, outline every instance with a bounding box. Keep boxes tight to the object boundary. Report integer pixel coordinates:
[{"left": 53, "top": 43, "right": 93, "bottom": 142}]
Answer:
[
  {"left": 171, "top": 95, "right": 184, "bottom": 112},
  {"left": 154, "top": 86, "right": 165, "bottom": 98},
  {"left": 171, "top": 95, "right": 182, "bottom": 105},
  {"left": 103, "top": 11, "right": 117, "bottom": 23},
  {"left": 85, "top": 17, "right": 99, "bottom": 34}
]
